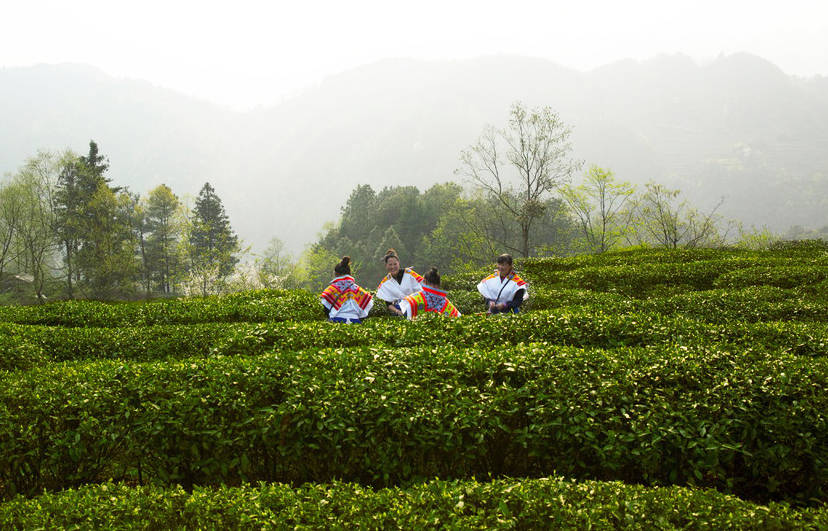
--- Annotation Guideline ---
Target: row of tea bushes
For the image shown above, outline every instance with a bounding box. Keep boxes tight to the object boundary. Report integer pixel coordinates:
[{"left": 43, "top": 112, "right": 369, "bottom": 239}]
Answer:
[
  {"left": 540, "top": 263, "right": 828, "bottom": 296},
  {"left": 0, "top": 281, "right": 822, "bottom": 334},
  {"left": 0, "top": 321, "right": 227, "bottom": 370},
  {"left": 527, "top": 286, "right": 828, "bottom": 324},
  {"left": 0, "top": 284, "right": 515, "bottom": 325},
  {"left": 0, "top": 289, "right": 321, "bottom": 327},
  {"left": 518, "top": 247, "right": 828, "bottom": 278},
  {"left": 714, "top": 265, "right": 828, "bottom": 290},
  {"left": 3, "top": 309, "right": 826, "bottom": 371},
  {"left": 0, "top": 252, "right": 822, "bottom": 328},
  {"left": 2, "top": 478, "right": 826, "bottom": 529},
  {"left": 639, "top": 286, "right": 827, "bottom": 323},
  {"left": 2, "top": 344, "right": 826, "bottom": 502},
  {"left": 211, "top": 311, "right": 828, "bottom": 359}
]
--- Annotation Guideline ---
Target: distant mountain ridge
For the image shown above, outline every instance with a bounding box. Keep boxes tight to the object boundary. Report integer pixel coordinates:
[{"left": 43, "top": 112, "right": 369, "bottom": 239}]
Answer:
[{"left": 1, "top": 54, "right": 826, "bottom": 251}]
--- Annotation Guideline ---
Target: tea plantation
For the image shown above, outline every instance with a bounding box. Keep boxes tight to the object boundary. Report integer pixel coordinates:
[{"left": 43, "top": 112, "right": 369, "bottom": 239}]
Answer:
[{"left": 1, "top": 247, "right": 826, "bottom": 528}]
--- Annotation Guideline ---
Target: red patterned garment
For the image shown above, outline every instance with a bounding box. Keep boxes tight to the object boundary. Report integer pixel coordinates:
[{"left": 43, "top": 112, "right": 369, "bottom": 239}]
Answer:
[
  {"left": 320, "top": 275, "right": 374, "bottom": 320},
  {"left": 399, "top": 285, "right": 460, "bottom": 320}
]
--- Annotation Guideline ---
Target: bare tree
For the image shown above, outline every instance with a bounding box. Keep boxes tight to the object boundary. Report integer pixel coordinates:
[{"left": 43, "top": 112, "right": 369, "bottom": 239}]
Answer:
[
  {"left": 458, "top": 102, "right": 581, "bottom": 257},
  {"left": 633, "top": 182, "right": 726, "bottom": 248}
]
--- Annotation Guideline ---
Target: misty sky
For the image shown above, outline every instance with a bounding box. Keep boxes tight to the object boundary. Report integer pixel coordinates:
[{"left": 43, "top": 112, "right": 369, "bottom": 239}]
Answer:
[{"left": 3, "top": 0, "right": 827, "bottom": 110}]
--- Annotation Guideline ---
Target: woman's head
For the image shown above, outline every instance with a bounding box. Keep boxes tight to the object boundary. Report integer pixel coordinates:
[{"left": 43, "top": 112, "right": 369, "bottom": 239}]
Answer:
[
  {"left": 334, "top": 256, "right": 351, "bottom": 276},
  {"left": 424, "top": 266, "right": 440, "bottom": 287},
  {"left": 496, "top": 253, "right": 513, "bottom": 277},
  {"left": 384, "top": 249, "right": 400, "bottom": 275}
]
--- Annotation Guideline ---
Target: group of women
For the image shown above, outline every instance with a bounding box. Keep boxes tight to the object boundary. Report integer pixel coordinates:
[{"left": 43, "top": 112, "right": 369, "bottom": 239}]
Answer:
[{"left": 319, "top": 249, "right": 528, "bottom": 323}]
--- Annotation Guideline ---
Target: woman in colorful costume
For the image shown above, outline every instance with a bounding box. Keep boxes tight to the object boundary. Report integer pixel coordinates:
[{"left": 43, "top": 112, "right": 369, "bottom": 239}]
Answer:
[
  {"left": 320, "top": 256, "right": 374, "bottom": 323},
  {"left": 477, "top": 254, "right": 528, "bottom": 314},
  {"left": 376, "top": 248, "right": 424, "bottom": 313},
  {"left": 394, "top": 267, "right": 460, "bottom": 320}
]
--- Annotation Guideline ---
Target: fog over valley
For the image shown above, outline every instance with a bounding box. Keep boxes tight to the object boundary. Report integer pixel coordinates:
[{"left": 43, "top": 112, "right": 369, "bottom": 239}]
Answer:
[{"left": 2, "top": 53, "right": 827, "bottom": 252}]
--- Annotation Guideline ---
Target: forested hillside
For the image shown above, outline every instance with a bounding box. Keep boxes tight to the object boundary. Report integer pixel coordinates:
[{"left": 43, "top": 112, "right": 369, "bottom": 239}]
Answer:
[{"left": 2, "top": 53, "right": 826, "bottom": 251}]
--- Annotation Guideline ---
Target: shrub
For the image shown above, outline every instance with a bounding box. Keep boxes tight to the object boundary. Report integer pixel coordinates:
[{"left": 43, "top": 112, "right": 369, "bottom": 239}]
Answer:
[
  {"left": 2, "top": 478, "right": 826, "bottom": 529},
  {"left": 0, "top": 290, "right": 321, "bottom": 327},
  {"left": 2, "top": 344, "right": 826, "bottom": 503},
  {"left": 713, "top": 266, "right": 828, "bottom": 290},
  {"left": 3, "top": 308, "right": 825, "bottom": 371}
]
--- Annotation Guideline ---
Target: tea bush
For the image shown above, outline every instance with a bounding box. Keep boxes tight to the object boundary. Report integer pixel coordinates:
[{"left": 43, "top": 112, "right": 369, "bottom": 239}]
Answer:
[
  {"left": 0, "top": 290, "right": 321, "bottom": 327},
  {"left": 1, "top": 344, "right": 826, "bottom": 503},
  {"left": 3, "top": 246, "right": 827, "bottom": 525},
  {"left": 713, "top": 266, "right": 828, "bottom": 290},
  {"left": 3, "top": 308, "right": 826, "bottom": 371},
  {"left": 2, "top": 478, "right": 826, "bottom": 529}
]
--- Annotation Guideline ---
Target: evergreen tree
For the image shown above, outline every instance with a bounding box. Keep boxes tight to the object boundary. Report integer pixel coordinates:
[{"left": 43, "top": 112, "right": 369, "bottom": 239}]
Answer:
[
  {"left": 188, "top": 183, "right": 239, "bottom": 294},
  {"left": 78, "top": 140, "right": 110, "bottom": 187},
  {"left": 53, "top": 141, "right": 133, "bottom": 298},
  {"left": 144, "top": 184, "right": 183, "bottom": 294},
  {"left": 373, "top": 226, "right": 407, "bottom": 265},
  {"left": 53, "top": 156, "right": 84, "bottom": 297}
]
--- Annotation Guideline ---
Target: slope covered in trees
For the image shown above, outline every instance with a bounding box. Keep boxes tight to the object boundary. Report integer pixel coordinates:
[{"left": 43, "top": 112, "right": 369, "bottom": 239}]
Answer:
[
  {"left": 0, "top": 143, "right": 240, "bottom": 303},
  {"left": 1, "top": 54, "right": 826, "bottom": 251}
]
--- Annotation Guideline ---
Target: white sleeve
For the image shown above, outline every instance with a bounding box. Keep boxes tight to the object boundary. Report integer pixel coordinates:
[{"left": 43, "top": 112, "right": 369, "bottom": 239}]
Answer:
[{"left": 398, "top": 298, "right": 413, "bottom": 320}]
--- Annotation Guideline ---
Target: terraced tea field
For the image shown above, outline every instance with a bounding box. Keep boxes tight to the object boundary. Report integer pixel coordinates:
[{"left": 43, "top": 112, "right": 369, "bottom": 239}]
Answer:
[{"left": 1, "top": 247, "right": 826, "bottom": 528}]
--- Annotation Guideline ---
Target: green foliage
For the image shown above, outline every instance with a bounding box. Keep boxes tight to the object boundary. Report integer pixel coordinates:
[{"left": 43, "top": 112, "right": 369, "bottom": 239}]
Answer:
[
  {"left": 0, "top": 151, "right": 69, "bottom": 302},
  {"left": 734, "top": 225, "right": 780, "bottom": 250},
  {"left": 1, "top": 297, "right": 826, "bottom": 371},
  {"left": 518, "top": 248, "right": 828, "bottom": 291},
  {"left": 714, "top": 266, "right": 828, "bottom": 290},
  {"left": 561, "top": 165, "right": 636, "bottom": 253},
  {"left": 1, "top": 145, "right": 250, "bottom": 302},
  {"left": 141, "top": 184, "right": 185, "bottom": 295},
  {"left": 420, "top": 197, "right": 498, "bottom": 271},
  {"left": 626, "top": 182, "right": 727, "bottom": 248},
  {"left": 186, "top": 182, "right": 240, "bottom": 295},
  {"left": 1, "top": 344, "right": 827, "bottom": 502},
  {"left": 53, "top": 141, "right": 135, "bottom": 299},
  {"left": 3, "top": 246, "right": 828, "bottom": 525},
  {"left": 0, "top": 289, "right": 319, "bottom": 328},
  {"left": 254, "top": 237, "right": 302, "bottom": 290},
  {"left": 75, "top": 185, "right": 140, "bottom": 298},
  {"left": 2, "top": 478, "right": 826, "bottom": 529},
  {"left": 317, "top": 183, "right": 465, "bottom": 284},
  {"left": 296, "top": 244, "right": 342, "bottom": 294}
]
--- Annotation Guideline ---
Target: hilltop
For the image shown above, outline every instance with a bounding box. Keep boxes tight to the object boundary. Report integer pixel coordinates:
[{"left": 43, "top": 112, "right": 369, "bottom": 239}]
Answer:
[{"left": 1, "top": 54, "right": 826, "bottom": 250}]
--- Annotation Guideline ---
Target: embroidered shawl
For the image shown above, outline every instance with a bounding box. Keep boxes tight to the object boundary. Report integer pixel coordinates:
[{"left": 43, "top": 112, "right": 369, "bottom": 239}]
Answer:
[
  {"left": 320, "top": 275, "right": 373, "bottom": 316},
  {"left": 399, "top": 285, "right": 460, "bottom": 320}
]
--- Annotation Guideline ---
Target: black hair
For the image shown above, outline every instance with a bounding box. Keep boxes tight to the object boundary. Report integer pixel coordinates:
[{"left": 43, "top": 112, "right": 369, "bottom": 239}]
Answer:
[
  {"left": 334, "top": 256, "right": 351, "bottom": 276},
  {"left": 383, "top": 248, "right": 399, "bottom": 263},
  {"left": 424, "top": 266, "right": 440, "bottom": 286},
  {"left": 496, "top": 253, "right": 513, "bottom": 266}
]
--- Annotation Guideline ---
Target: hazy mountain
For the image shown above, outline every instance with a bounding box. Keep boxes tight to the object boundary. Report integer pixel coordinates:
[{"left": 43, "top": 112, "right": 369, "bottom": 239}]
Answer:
[{"left": 1, "top": 54, "right": 826, "bottom": 252}]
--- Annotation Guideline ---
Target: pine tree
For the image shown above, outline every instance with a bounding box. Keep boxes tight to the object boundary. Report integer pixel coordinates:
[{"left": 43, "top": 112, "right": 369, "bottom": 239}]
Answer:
[
  {"left": 188, "top": 183, "right": 239, "bottom": 294},
  {"left": 54, "top": 141, "right": 134, "bottom": 298}
]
